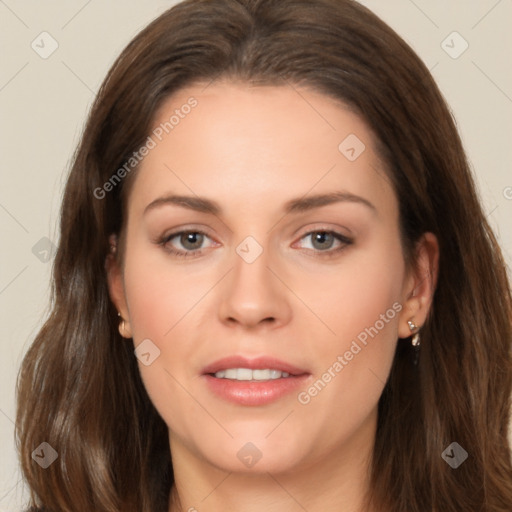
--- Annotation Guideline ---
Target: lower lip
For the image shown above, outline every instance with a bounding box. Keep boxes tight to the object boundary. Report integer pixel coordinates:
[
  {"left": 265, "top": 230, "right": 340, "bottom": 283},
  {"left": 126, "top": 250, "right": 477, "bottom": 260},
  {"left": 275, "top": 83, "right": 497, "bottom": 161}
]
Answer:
[{"left": 203, "top": 374, "right": 310, "bottom": 406}]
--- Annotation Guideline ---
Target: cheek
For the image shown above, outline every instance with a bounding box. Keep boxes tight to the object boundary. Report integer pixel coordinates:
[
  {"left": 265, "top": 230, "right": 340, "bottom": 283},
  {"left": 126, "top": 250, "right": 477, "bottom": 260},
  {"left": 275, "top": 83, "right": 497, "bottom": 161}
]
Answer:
[
  {"left": 294, "top": 236, "right": 404, "bottom": 418},
  {"left": 122, "top": 252, "right": 206, "bottom": 441},
  {"left": 123, "top": 243, "right": 206, "bottom": 342},
  {"left": 302, "top": 236, "right": 405, "bottom": 348}
]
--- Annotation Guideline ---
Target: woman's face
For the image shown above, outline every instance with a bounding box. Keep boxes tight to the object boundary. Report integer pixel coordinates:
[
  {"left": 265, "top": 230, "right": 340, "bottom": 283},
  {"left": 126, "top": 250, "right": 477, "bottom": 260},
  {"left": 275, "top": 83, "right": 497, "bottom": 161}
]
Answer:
[{"left": 109, "top": 81, "right": 430, "bottom": 475}]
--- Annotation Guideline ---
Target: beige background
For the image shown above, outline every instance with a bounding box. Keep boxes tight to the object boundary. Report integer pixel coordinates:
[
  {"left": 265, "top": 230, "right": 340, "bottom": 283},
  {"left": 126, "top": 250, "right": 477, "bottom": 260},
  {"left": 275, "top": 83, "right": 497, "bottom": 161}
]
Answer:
[{"left": 0, "top": 1, "right": 511, "bottom": 509}]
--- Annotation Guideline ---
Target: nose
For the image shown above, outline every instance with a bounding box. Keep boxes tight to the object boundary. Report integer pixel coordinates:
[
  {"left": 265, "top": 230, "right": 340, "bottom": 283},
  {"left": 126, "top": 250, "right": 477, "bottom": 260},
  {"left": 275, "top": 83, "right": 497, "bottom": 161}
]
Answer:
[{"left": 217, "top": 244, "right": 292, "bottom": 330}]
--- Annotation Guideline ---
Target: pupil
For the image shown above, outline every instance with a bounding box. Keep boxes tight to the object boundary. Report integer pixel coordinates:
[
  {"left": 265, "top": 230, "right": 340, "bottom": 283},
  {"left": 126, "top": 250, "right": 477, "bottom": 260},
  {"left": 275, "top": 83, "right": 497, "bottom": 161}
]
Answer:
[
  {"left": 314, "top": 232, "right": 332, "bottom": 249},
  {"left": 183, "top": 233, "right": 202, "bottom": 249}
]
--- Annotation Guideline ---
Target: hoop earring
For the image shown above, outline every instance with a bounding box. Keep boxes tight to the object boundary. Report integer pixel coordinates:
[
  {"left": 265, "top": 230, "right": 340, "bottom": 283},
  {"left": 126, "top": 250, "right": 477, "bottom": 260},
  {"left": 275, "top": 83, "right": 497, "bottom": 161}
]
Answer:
[{"left": 407, "top": 319, "right": 421, "bottom": 366}]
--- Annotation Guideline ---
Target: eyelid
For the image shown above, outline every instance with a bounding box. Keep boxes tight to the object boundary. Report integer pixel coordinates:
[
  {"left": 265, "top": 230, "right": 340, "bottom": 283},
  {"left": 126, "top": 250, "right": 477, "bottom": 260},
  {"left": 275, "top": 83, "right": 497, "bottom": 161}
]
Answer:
[
  {"left": 293, "top": 222, "right": 353, "bottom": 239},
  {"left": 157, "top": 224, "right": 215, "bottom": 242},
  {"left": 159, "top": 227, "right": 217, "bottom": 248}
]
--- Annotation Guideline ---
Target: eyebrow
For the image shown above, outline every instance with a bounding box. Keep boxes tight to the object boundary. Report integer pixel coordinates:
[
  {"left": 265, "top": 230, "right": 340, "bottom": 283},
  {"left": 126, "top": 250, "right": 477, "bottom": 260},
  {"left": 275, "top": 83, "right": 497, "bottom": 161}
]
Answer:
[{"left": 143, "top": 191, "right": 377, "bottom": 216}]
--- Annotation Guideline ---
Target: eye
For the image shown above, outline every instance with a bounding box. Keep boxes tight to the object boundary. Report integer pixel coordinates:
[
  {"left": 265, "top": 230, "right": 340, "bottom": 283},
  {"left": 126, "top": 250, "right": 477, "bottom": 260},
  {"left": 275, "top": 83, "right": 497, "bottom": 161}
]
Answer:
[
  {"left": 158, "top": 229, "right": 215, "bottom": 258},
  {"left": 295, "top": 230, "right": 353, "bottom": 257}
]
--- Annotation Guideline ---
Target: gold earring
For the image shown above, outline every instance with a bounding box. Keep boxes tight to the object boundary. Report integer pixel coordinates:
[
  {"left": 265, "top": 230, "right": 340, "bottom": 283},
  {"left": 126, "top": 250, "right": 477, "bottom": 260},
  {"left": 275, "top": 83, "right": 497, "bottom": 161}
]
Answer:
[
  {"left": 117, "top": 312, "right": 129, "bottom": 338},
  {"left": 407, "top": 319, "right": 421, "bottom": 347},
  {"left": 109, "top": 235, "right": 117, "bottom": 254}
]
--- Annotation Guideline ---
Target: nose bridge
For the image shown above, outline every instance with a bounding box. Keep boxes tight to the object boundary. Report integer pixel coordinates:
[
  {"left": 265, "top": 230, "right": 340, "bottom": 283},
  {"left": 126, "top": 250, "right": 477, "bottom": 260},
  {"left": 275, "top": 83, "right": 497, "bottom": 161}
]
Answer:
[{"left": 217, "top": 234, "right": 291, "bottom": 328}]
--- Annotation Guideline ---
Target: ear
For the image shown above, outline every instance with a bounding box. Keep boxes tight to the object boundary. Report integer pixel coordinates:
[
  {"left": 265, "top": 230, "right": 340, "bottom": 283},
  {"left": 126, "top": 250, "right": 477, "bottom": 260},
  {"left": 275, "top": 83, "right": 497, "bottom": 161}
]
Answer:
[
  {"left": 397, "top": 232, "right": 439, "bottom": 339},
  {"left": 105, "top": 234, "right": 133, "bottom": 339}
]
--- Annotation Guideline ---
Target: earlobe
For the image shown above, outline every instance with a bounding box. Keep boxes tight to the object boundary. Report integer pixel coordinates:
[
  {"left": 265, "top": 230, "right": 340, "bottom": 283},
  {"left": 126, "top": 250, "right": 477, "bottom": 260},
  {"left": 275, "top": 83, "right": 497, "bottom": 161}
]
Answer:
[
  {"left": 117, "top": 312, "right": 132, "bottom": 339},
  {"left": 105, "top": 234, "right": 133, "bottom": 339},
  {"left": 398, "top": 232, "right": 439, "bottom": 339}
]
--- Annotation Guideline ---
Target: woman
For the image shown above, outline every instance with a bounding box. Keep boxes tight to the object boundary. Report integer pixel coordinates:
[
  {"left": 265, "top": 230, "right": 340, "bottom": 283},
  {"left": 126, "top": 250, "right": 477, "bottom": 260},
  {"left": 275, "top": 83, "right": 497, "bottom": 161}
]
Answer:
[{"left": 16, "top": 0, "right": 512, "bottom": 511}]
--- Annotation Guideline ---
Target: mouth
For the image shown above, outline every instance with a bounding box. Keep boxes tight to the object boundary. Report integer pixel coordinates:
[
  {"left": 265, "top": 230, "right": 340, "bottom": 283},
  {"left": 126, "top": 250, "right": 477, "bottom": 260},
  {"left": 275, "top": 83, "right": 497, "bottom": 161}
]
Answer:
[{"left": 201, "top": 355, "right": 311, "bottom": 406}]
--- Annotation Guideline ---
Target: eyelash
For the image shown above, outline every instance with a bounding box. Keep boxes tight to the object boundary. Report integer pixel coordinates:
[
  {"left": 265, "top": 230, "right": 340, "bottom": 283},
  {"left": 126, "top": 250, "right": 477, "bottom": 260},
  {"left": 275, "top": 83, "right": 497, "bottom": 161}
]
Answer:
[{"left": 157, "top": 228, "right": 353, "bottom": 259}]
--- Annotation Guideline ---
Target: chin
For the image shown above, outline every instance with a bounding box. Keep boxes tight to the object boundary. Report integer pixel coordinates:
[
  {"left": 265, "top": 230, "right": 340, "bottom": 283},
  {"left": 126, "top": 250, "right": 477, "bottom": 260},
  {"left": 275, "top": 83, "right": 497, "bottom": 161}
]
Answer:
[{"left": 196, "top": 432, "right": 310, "bottom": 475}]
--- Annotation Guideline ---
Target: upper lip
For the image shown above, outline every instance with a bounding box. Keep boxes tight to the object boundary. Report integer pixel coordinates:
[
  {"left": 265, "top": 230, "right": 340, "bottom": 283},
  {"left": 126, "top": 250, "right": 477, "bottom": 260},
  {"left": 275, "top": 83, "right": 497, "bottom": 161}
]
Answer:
[{"left": 202, "top": 355, "right": 309, "bottom": 376}]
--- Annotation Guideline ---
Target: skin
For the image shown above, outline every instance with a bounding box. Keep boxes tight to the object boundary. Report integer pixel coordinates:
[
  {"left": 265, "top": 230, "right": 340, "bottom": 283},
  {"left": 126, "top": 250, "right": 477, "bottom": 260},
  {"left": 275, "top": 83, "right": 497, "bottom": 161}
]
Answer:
[{"left": 107, "top": 81, "right": 439, "bottom": 512}]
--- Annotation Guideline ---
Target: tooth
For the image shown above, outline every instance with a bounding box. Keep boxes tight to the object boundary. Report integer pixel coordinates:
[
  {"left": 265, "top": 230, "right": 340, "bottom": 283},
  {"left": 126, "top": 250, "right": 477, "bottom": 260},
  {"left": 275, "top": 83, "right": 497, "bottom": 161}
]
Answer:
[
  {"left": 236, "top": 368, "right": 253, "bottom": 380},
  {"left": 213, "top": 368, "right": 292, "bottom": 380},
  {"left": 224, "top": 368, "right": 238, "bottom": 379},
  {"left": 253, "top": 369, "right": 271, "bottom": 380}
]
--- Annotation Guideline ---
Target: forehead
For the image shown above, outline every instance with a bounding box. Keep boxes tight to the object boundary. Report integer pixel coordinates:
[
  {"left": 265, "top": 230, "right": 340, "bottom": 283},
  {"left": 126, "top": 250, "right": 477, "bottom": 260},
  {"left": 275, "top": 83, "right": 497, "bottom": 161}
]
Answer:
[{"left": 127, "top": 81, "right": 396, "bottom": 220}]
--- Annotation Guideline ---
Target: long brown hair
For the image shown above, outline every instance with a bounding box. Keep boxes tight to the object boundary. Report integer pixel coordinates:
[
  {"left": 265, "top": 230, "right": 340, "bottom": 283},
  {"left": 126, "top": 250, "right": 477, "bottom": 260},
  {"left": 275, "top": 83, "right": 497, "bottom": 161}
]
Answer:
[{"left": 16, "top": 0, "right": 512, "bottom": 510}]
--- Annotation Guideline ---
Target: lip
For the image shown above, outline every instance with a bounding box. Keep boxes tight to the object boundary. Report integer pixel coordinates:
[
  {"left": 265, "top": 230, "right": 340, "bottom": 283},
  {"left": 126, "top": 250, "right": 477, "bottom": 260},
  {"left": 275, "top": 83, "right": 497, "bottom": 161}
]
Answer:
[{"left": 201, "top": 355, "right": 311, "bottom": 406}]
